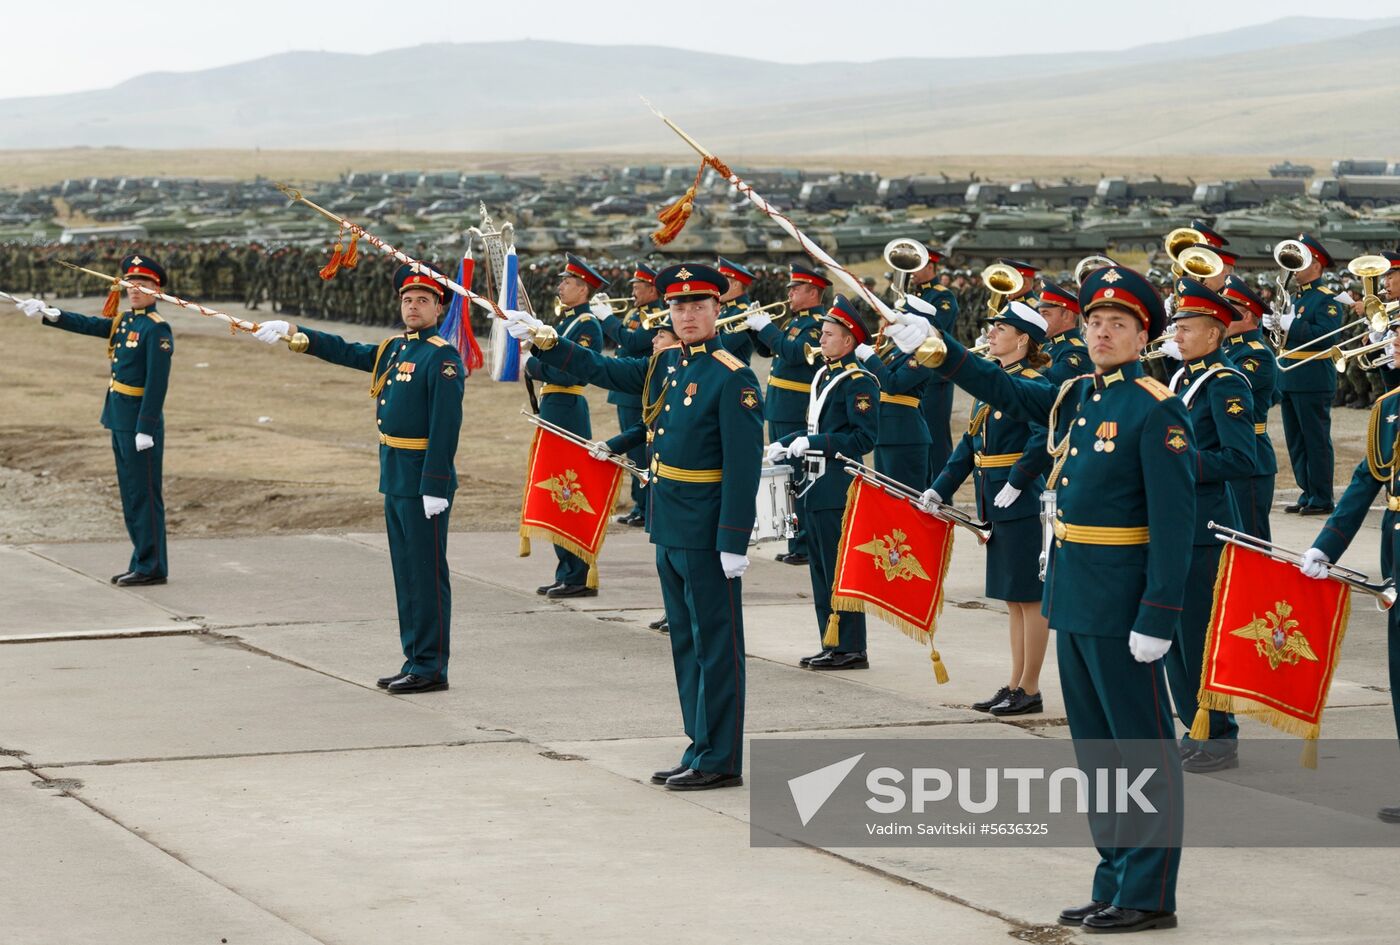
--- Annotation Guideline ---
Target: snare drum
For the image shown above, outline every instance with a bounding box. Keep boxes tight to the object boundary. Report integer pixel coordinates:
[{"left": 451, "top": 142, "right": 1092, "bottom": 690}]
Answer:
[{"left": 751, "top": 464, "right": 797, "bottom": 544}]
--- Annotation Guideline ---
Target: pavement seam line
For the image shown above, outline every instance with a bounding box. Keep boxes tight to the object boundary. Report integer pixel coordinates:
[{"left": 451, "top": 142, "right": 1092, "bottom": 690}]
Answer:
[
  {"left": 31, "top": 739, "right": 517, "bottom": 769},
  {"left": 17, "top": 544, "right": 195, "bottom": 621}
]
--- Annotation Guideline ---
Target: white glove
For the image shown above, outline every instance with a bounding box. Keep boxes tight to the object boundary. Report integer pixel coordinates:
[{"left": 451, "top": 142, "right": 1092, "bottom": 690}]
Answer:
[
  {"left": 1368, "top": 329, "right": 1388, "bottom": 345},
  {"left": 589, "top": 293, "right": 613, "bottom": 321},
  {"left": 1277, "top": 309, "right": 1296, "bottom": 333},
  {"left": 993, "top": 483, "right": 1021, "bottom": 508},
  {"left": 917, "top": 488, "right": 943, "bottom": 513},
  {"left": 902, "top": 293, "right": 937, "bottom": 316},
  {"left": 422, "top": 495, "right": 449, "bottom": 519},
  {"left": 854, "top": 343, "right": 875, "bottom": 361},
  {"left": 504, "top": 308, "right": 543, "bottom": 341},
  {"left": 1157, "top": 338, "right": 1182, "bottom": 362},
  {"left": 17, "top": 298, "right": 58, "bottom": 321},
  {"left": 886, "top": 311, "right": 933, "bottom": 354},
  {"left": 764, "top": 441, "right": 789, "bottom": 464},
  {"left": 253, "top": 319, "right": 290, "bottom": 344},
  {"left": 1163, "top": 294, "right": 1176, "bottom": 318},
  {"left": 745, "top": 310, "right": 772, "bottom": 332},
  {"left": 786, "top": 435, "right": 811, "bottom": 458},
  {"left": 588, "top": 442, "right": 612, "bottom": 461},
  {"left": 720, "top": 551, "right": 750, "bottom": 579},
  {"left": 1263, "top": 308, "right": 1295, "bottom": 333},
  {"left": 134, "top": 433, "right": 155, "bottom": 452},
  {"left": 1129, "top": 631, "right": 1172, "bottom": 663},
  {"left": 1300, "top": 547, "right": 1330, "bottom": 580}
]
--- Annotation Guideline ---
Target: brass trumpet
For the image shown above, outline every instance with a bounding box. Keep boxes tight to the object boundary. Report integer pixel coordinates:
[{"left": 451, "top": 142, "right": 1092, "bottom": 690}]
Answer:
[
  {"left": 713, "top": 299, "right": 790, "bottom": 333},
  {"left": 1141, "top": 325, "right": 1178, "bottom": 361},
  {"left": 803, "top": 342, "right": 821, "bottom": 365},
  {"left": 981, "top": 262, "right": 1025, "bottom": 316},
  {"left": 554, "top": 296, "right": 633, "bottom": 318}
]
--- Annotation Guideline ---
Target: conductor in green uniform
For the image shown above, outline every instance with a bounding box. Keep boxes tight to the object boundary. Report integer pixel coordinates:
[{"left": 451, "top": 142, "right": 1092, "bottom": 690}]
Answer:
[
  {"left": 506, "top": 263, "right": 764, "bottom": 791},
  {"left": 253, "top": 264, "right": 465, "bottom": 694},
  {"left": 19, "top": 254, "right": 174, "bottom": 586}
]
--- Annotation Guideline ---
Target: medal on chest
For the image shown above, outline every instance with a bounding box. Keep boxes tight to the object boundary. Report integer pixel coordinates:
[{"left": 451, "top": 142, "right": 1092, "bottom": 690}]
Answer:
[
  {"left": 684, "top": 382, "right": 697, "bottom": 406},
  {"left": 395, "top": 362, "right": 417, "bottom": 383},
  {"left": 1093, "top": 421, "right": 1118, "bottom": 453}
]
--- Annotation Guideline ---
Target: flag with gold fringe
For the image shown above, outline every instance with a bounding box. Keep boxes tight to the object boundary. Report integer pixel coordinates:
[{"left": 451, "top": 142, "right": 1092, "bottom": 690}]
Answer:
[
  {"left": 1195, "top": 541, "right": 1351, "bottom": 767},
  {"left": 830, "top": 475, "right": 956, "bottom": 682},
  {"left": 518, "top": 425, "right": 626, "bottom": 590}
]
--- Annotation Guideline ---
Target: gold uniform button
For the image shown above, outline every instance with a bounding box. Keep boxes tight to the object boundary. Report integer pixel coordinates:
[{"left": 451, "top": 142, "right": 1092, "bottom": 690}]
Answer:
[
  {"left": 665, "top": 405, "right": 671, "bottom": 412},
  {"left": 1060, "top": 477, "right": 1069, "bottom": 486},
  {"left": 993, "top": 411, "right": 1002, "bottom": 420},
  {"left": 1077, "top": 418, "right": 1086, "bottom": 426},
  {"left": 681, "top": 360, "right": 689, "bottom": 367},
  {"left": 1056, "top": 540, "right": 1063, "bottom": 548},
  {"left": 671, "top": 380, "right": 678, "bottom": 388},
  {"left": 1092, "top": 394, "right": 1101, "bottom": 402},
  {"left": 380, "top": 399, "right": 386, "bottom": 405},
  {"left": 657, "top": 429, "right": 665, "bottom": 435},
  {"left": 1070, "top": 447, "right": 1078, "bottom": 456}
]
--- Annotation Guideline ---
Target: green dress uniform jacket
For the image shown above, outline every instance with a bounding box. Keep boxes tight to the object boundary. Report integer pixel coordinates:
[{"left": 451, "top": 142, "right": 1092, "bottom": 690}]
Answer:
[
  {"left": 534, "top": 332, "right": 764, "bottom": 775},
  {"left": 910, "top": 282, "right": 960, "bottom": 477},
  {"left": 601, "top": 303, "right": 660, "bottom": 521},
  {"left": 933, "top": 336, "right": 1192, "bottom": 914},
  {"left": 1042, "top": 328, "right": 1091, "bottom": 386},
  {"left": 859, "top": 346, "right": 932, "bottom": 489},
  {"left": 1278, "top": 283, "right": 1341, "bottom": 510},
  {"left": 48, "top": 305, "right": 173, "bottom": 577},
  {"left": 718, "top": 296, "right": 756, "bottom": 364},
  {"left": 1223, "top": 330, "right": 1280, "bottom": 540},
  {"left": 298, "top": 322, "right": 465, "bottom": 683}
]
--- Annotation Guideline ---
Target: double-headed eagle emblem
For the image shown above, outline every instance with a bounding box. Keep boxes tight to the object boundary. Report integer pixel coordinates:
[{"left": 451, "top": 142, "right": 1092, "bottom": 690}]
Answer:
[
  {"left": 1229, "top": 601, "right": 1319, "bottom": 670},
  {"left": 854, "top": 529, "right": 930, "bottom": 582},
  {"left": 535, "top": 469, "right": 594, "bottom": 514}
]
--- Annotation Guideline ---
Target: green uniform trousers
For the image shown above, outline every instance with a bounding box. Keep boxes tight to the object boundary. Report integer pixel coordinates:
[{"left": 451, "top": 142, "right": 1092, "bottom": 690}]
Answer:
[
  {"left": 112, "top": 429, "right": 167, "bottom": 578},
  {"left": 384, "top": 495, "right": 451, "bottom": 682},
  {"left": 807, "top": 507, "right": 866, "bottom": 653}
]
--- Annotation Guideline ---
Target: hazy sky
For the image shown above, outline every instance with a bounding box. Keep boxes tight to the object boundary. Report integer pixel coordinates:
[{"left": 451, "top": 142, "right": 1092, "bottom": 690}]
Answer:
[{"left": 7, "top": 0, "right": 1400, "bottom": 99}]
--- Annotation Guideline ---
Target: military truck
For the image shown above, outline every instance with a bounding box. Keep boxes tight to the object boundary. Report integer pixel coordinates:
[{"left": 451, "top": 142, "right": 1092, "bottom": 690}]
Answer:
[
  {"left": 1331, "top": 160, "right": 1390, "bottom": 177},
  {"left": 1093, "top": 177, "right": 1194, "bottom": 207},
  {"left": 1193, "top": 178, "right": 1307, "bottom": 212},
  {"left": 1309, "top": 176, "right": 1400, "bottom": 209},
  {"left": 797, "top": 174, "right": 880, "bottom": 211},
  {"left": 877, "top": 174, "right": 976, "bottom": 209}
]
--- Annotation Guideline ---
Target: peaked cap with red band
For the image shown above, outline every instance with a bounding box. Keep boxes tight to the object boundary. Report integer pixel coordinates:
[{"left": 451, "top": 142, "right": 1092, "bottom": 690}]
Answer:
[
  {"left": 1038, "top": 278, "right": 1080, "bottom": 313},
  {"left": 394, "top": 263, "right": 446, "bottom": 300},
  {"left": 820, "top": 294, "right": 870, "bottom": 345},
  {"left": 1172, "top": 276, "right": 1238, "bottom": 328},
  {"left": 655, "top": 262, "right": 725, "bottom": 301},
  {"left": 1079, "top": 265, "right": 1167, "bottom": 340},
  {"left": 1220, "top": 274, "right": 1267, "bottom": 318},
  {"left": 119, "top": 253, "right": 166, "bottom": 287},
  {"left": 560, "top": 253, "right": 610, "bottom": 291},
  {"left": 787, "top": 262, "right": 832, "bottom": 290}
]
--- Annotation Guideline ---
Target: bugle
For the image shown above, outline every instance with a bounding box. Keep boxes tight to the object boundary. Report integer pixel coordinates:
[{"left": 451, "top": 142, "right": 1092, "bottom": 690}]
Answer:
[
  {"left": 981, "top": 262, "right": 1025, "bottom": 317},
  {"left": 556, "top": 296, "right": 633, "bottom": 318},
  {"left": 1210, "top": 521, "right": 1396, "bottom": 610},
  {"left": 712, "top": 299, "right": 789, "bottom": 333}
]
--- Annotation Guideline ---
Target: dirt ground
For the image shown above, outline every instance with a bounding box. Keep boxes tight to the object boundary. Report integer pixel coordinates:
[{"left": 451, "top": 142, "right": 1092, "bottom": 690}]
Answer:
[{"left": 0, "top": 297, "right": 1372, "bottom": 545}]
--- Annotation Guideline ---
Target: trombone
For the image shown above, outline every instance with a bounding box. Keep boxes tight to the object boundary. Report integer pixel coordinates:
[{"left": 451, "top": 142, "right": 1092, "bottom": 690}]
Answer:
[
  {"left": 1318, "top": 331, "right": 1399, "bottom": 373},
  {"left": 1211, "top": 521, "right": 1396, "bottom": 610},
  {"left": 1277, "top": 254, "right": 1393, "bottom": 371},
  {"left": 712, "top": 299, "right": 789, "bottom": 333},
  {"left": 837, "top": 453, "right": 992, "bottom": 543}
]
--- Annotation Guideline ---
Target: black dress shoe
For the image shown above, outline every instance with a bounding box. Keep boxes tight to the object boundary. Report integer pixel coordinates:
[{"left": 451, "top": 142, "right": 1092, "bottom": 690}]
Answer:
[
  {"left": 648, "top": 614, "right": 669, "bottom": 630},
  {"left": 614, "top": 512, "right": 634, "bottom": 524},
  {"left": 972, "top": 686, "right": 1013, "bottom": 713},
  {"left": 990, "top": 688, "right": 1043, "bottom": 716},
  {"left": 774, "top": 552, "right": 793, "bottom": 563},
  {"left": 376, "top": 672, "right": 408, "bottom": 689},
  {"left": 626, "top": 514, "right": 645, "bottom": 528},
  {"left": 1182, "top": 748, "right": 1239, "bottom": 773},
  {"left": 665, "top": 769, "right": 743, "bottom": 791},
  {"left": 547, "top": 584, "right": 598, "bottom": 598},
  {"left": 1299, "top": 505, "right": 1334, "bottom": 517},
  {"left": 1377, "top": 805, "right": 1400, "bottom": 823},
  {"left": 1081, "top": 906, "right": 1177, "bottom": 933},
  {"left": 114, "top": 571, "right": 167, "bottom": 587},
  {"left": 1283, "top": 503, "right": 1303, "bottom": 513},
  {"left": 1057, "top": 901, "right": 1110, "bottom": 926},
  {"left": 650, "top": 763, "right": 689, "bottom": 784},
  {"left": 798, "top": 649, "right": 833, "bottom": 667},
  {"left": 536, "top": 582, "right": 561, "bottom": 596},
  {"left": 386, "top": 674, "right": 448, "bottom": 694},
  {"left": 781, "top": 553, "right": 809, "bottom": 566},
  {"left": 807, "top": 651, "right": 869, "bottom": 671},
  {"left": 110, "top": 571, "right": 135, "bottom": 584}
]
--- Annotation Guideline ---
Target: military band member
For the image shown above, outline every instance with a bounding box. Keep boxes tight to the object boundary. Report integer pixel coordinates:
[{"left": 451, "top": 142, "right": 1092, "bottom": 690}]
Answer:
[
  {"left": 1159, "top": 280, "right": 1256, "bottom": 772},
  {"left": 998, "top": 257, "right": 1042, "bottom": 308},
  {"left": 1221, "top": 275, "right": 1280, "bottom": 541},
  {"left": 897, "top": 247, "right": 960, "bottom": 480},
  {"left": 907, "top": 265, "right": 1191, "bottom": 933},
  {"left": 598, "top": 262, "right": 660, "bottom": 528},
  {"left": 1298, "top": 386, "right": 1400, "bottom": 824},
  {"left": 504, "top": 263, "right": 764, "bottom": 790},
  {"left": 1364, "top": 252, "right": 1400, "bottom": 392},
  {"left": 767, "top": 295, "right": 879, "bottom": 669},
  {"left": 527, "top": 254, "right": 607, "bottom": 597},
  {"left": 716, "top": 257, "right": 757, "bottom": 364},
  {"left": 17, "top": 254, "right": 174, "bottom": 586},
  {"left": 1038, "top": 279, "right": 1091, "bottom": 385},
  {"left": 853, "top": 330, "right": 932, "bottom": 489},
  {"left": 1265, "top": 233, "right": 1340, "bottom": 516},
  {"left": 253, "top": 265, "right": 465, "bottom": 694},
  {"left": 747, "top": 263, "right": 829, "bottom": 565},
  {"left": 1190, "top": 218, "right": 1228, "bottom": 251},
  {"left": 926, "top": 301, "right": 1051, "bottom": 716}
]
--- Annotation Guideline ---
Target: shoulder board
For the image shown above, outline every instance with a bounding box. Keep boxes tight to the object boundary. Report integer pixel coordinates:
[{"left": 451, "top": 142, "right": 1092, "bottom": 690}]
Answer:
[
  {"left": 1208, "top": 366, "right": 1249, "bottom": 385},
  {"left": 1248, "top": 340, "right": 1267, "bottom": 350},
  {"left": 575, "top": 313, "right": 596, "bottom": 323},
  {"left": 928, "top": 284, "right": 953, "bottom": 295},
  {"left": 146, "top": 313, "right": 165, "bottom": 324},
  {"left": 1317, "top": 286, "right": 1335, "bottom": 295},
  {"left": 1379, "top": 386, "right": 1400, "bottom": 405},
  {"left": 1068, "top": 337, "right": 1086, "bottom": 347},
  {"left": 1021, "top": 368, "right": 1041, "bottom": 379},
  {"left": 427, "top": 336, "right": 448, "bottom": 347},
  {"left": 712, "top": 350, "right": 743, "bottom": 371},
  {"left": 1134, "top": 376, "right": 1173, "bottom": 401}
]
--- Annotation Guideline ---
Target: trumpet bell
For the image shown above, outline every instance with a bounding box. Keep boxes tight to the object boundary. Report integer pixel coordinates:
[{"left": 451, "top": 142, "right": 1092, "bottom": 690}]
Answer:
[
  {"left": 1349, "top": 254, "right": 1391, "bottom": 280},
  {"left": 1177, "top": 245, "right": 1224, "bottom": 281},
  {"left": 1274, "top": 239, "right": 1313, "bottom": 272},
  {"left": 1073, "top": 254, "right": 1115, "bottom": 286},
  {"left": 1164, "top": 227, "right": 1205, "bottom": 261},
  {"left": 803, "top": 342, "right": 821, "bottom": 365},
  {"left": 883, "top": 237, "right": 929, "bottom": 274},
  {"left": 981, "top": 262, "right": 1025, "bottom": 297}
]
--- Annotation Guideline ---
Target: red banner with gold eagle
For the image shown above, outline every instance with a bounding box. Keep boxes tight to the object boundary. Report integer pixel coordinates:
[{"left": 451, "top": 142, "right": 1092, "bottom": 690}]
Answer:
[
  {"left": 830, "top": 476, "right": 956, "bottom": 682},
  {"left": 1195, "top": 542, "right": 1351, "bottom": 765},
  {"left": 518, "top": 426, "right": 626, "bottom": 589}
]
